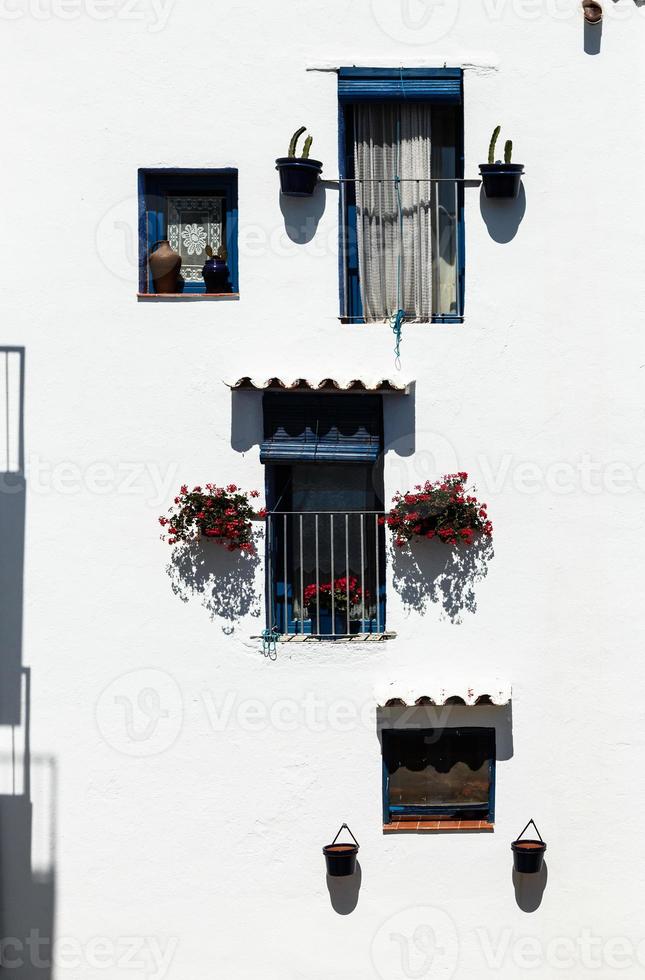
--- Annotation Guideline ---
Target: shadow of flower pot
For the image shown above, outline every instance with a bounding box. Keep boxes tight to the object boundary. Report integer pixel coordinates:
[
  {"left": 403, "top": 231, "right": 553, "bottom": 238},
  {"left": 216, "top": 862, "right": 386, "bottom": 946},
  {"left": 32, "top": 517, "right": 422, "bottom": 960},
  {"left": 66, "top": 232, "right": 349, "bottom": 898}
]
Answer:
[
  {"left": 326, "top": 861, "right": 362, "bottom": 915},
  {"left": 391, "top": 536, "right": 494, "bottom": 622},
  {"left": 512, "top": 862, "right": 548, "bottom": 913},
  {"left": 166, "top": 537, "right": 262, "bottom": 625}
]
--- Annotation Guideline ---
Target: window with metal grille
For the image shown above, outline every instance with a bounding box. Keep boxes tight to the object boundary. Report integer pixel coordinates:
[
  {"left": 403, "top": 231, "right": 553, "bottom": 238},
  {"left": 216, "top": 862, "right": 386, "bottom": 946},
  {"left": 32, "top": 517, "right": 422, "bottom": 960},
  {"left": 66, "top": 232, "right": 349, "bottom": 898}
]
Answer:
[{"left": 262, "top": 394, "right": 386, "bottom": 637}]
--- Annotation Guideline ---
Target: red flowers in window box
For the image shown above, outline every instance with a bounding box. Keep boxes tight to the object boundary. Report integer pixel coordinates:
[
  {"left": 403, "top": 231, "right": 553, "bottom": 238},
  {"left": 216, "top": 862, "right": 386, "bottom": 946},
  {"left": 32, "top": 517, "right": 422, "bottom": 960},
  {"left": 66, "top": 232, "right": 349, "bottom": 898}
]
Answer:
[
  {"left": 159, "top": 485, "right": 265, "bottom": 551},
  {"left": 382, "top": 473, "right": 493, "bottom": 547},
  {"left": 304, "top": 576, "right": 370, "bottom": 614}
]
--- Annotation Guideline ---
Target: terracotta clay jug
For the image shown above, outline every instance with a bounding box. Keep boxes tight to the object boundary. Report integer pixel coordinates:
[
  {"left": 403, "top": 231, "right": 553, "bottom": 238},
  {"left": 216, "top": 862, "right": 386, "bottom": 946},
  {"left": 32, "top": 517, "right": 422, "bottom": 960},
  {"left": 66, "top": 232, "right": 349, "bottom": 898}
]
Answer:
[{"left": 149, "top": 240, "right": 181, "bottom": 293}]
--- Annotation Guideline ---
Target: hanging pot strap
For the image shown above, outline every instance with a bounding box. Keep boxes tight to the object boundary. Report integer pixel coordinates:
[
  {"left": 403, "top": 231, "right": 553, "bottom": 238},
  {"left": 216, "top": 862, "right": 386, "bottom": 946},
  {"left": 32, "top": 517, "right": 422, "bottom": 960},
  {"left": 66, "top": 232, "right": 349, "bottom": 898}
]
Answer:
[
  {"left": 330, "top": 823, "right": 359, "bottom": 847},
  {"left": 517, "top": 818, "right": 543, "bottom": 843}
]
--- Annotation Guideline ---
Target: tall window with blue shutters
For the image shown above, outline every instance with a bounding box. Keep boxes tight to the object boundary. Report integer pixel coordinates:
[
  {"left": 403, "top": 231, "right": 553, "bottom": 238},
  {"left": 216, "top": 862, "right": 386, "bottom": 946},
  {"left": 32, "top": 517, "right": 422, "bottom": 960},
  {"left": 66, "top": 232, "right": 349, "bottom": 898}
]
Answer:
[{"left": 338, "top": 68, "right": 465, "bottom": 325}]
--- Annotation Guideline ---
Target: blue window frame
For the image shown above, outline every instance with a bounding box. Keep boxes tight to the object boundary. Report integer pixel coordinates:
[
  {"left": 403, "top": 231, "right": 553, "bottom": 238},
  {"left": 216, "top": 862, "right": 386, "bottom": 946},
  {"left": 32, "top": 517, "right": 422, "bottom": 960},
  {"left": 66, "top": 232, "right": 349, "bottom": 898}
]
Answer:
[
  {"left": 338, "top": 68, "right": 465, "bottom": 324},
  {"left": 262, "top": 394, "right": 387, "bottom": 637},
  {"left": 382, "top": 727, "right": 496, "bottom": 824},
  {"left": 138, "top": 168, "right": 238, "bottom": 295}
]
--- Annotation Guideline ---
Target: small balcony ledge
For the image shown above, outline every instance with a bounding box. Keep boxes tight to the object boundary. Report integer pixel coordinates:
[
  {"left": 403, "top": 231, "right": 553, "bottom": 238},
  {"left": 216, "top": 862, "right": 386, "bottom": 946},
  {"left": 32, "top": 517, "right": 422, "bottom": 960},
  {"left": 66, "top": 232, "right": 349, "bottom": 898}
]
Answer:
[
  {"left": 137, "top": 292, "right": 240, "bottom": 302},
  {"left": 252, "top": 631, "right": 397, "bottom": 643}
]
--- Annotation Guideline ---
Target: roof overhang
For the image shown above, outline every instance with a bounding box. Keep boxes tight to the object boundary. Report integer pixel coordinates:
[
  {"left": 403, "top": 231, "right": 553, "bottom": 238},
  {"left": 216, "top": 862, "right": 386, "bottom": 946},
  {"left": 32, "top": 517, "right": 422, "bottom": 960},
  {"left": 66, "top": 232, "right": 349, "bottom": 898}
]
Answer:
[
  {"left": 375, "top": 682, "right": 512, "bottom": 708},
  {"left": 226, "top": 376, "right": 412, "bottom": 395}
]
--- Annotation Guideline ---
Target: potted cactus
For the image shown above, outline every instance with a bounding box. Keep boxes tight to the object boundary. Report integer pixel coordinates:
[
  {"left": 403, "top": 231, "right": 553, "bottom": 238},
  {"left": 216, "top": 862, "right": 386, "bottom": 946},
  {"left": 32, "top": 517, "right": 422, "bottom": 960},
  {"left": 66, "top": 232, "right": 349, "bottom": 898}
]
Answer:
[
  {"left": 275, "top": 127, "right": 323, "bottom": 196},
  {"left": 479, "top": 126, "right": 524, "bottom": 199}
]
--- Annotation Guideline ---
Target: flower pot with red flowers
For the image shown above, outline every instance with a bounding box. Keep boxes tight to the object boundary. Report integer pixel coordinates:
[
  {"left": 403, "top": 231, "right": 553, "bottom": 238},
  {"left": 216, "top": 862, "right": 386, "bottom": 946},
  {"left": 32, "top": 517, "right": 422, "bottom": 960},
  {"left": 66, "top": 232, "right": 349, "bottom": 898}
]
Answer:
[
  {"left": 159, "top": 484, "right": 266, "bottom": 551},
  {"left": 383, "top": 472, "right": 492, "bottom": 548},
  {"left": 304, "top": 577, "right": 370, "bottom": 636},
  {"left": 512, "top": 819, "right": 547, "bottom": 875}
]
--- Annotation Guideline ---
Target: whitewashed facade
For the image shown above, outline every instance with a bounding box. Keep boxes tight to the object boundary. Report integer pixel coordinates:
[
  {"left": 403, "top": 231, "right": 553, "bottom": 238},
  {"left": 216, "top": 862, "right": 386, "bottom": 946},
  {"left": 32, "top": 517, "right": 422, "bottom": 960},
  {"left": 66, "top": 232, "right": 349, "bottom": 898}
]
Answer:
[{"left": 1, "top": 1, "right": 645, "bottom": 978}]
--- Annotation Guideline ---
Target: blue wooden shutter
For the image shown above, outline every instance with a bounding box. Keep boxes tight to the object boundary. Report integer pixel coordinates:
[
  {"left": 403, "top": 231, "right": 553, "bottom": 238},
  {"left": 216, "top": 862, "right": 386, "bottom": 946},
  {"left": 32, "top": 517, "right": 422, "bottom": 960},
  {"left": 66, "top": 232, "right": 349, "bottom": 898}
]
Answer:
[
  {"left": 338, "top": 67, "right": 463, "bottom": 105},
  {"left": 261, "top": 394, "right": 383, "bottom": 464}
]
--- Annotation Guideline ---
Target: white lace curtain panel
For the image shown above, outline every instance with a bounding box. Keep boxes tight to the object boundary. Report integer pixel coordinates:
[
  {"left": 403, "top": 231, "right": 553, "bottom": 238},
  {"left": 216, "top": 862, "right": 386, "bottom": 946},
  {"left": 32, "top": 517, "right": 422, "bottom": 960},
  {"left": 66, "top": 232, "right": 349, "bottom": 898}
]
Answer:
[{"left": 353, "top": 103, "right": 433, "bottom": 323}]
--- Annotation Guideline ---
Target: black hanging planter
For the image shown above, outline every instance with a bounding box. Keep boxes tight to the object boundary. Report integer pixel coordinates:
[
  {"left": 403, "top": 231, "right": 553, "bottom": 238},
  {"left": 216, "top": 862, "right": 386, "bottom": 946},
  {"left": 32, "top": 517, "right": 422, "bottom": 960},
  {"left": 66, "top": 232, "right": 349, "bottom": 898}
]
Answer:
[
  {"left": 323, "top": 823, "right": 359, "bottom": 877},
  {"left": 276, "top": 126, "right": 323, "bottom": 197},
  {"left": 479, "top": 163, "right": 524, "bottom": 200},
  {"left": 511, "top": 818, "right": 547, "bottom": 874},
  {"left": 276, "top": 157, "right": 323, "bottom": 197}
]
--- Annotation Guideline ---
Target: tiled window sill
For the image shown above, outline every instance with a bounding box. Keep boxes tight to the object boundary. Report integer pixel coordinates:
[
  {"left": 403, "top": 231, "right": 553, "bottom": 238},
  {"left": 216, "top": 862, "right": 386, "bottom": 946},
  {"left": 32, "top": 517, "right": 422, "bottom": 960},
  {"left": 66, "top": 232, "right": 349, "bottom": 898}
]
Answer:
[
  {"left": 137, "top": 293, "right": 240, "bottom": 302},
  {"left": 384, "top": 820, "right": 494, "bottom": 833},
  {"left": 252, "top": 632, "right": 397, "bottom": 643}
]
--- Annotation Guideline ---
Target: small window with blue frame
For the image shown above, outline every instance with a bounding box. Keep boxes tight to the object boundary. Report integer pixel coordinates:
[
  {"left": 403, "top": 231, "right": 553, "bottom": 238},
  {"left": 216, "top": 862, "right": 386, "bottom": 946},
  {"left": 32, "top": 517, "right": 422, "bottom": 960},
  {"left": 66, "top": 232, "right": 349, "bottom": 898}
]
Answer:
[
  {"left": 382, "top": 727, "right": 496, "bottom": 825},
  {"left": 261, "top": 392, "right": 387, "bottom": 637},
  {"left": 138, "top": 169, "right": 238, "bottom": 297}
]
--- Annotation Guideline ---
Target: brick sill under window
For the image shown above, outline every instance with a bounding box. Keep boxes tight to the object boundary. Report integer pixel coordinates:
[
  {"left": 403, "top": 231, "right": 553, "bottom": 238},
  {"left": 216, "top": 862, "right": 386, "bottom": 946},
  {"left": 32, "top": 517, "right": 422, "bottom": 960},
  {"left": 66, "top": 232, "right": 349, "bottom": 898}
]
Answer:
[
  {"left": 384, "top": 820, "right": 494, "bottom": 833},
  {"left": 137, "top": 293, "right": 240, "bottom": 302}
]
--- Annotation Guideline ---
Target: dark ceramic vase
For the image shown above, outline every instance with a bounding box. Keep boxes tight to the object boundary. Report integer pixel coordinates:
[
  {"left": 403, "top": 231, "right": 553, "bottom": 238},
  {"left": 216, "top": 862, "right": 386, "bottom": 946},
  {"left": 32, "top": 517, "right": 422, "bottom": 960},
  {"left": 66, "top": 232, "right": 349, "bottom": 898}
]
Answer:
[
  {"left": 202, "top": 256, "right": 231, "bottom": 294},
  {"left": 149, "top": 240, "right": 181, "bottom": 293}
]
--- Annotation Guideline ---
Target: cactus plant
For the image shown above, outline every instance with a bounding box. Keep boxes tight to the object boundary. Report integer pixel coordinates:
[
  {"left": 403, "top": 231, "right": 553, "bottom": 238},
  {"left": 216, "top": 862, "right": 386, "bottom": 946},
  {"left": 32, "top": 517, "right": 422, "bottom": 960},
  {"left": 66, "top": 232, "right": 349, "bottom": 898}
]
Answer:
[
  {"left": 302, "top": 134, "right": 313, "bottom": 159},
  {"left": 504, "top": 140, "right": 513, "bottom": 164},
  {"left": 488, "top": 126, "right": 501, "bottom": 165},
  {"left": 287, "top": 126, "right": 313, "bottom": 159}
]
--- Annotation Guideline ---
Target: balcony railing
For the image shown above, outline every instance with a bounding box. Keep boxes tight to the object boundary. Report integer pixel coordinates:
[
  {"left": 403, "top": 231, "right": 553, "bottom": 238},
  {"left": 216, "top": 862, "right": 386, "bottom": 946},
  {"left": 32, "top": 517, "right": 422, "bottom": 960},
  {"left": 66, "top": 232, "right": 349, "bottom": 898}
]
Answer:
[
  {"left": 266, "top": 511, "right": 387, "bottom": 637},
  {"left": 339, "top": 177, "right": 465, "bottom": 322}
]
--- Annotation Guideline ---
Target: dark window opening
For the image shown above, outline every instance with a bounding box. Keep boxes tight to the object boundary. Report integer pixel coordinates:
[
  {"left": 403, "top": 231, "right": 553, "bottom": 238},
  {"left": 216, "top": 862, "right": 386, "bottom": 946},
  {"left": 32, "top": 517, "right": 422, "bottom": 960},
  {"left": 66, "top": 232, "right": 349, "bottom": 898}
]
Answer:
[{"left": 382, "top": 728, "right": 496, "bottom": 823}]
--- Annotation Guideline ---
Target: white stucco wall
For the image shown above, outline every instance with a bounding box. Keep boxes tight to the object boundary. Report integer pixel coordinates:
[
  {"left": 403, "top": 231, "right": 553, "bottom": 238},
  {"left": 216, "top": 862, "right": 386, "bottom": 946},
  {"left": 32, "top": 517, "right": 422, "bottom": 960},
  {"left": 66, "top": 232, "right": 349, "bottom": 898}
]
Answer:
[{"left": 2, "top": 0, "right": 645, "bottom": 977}]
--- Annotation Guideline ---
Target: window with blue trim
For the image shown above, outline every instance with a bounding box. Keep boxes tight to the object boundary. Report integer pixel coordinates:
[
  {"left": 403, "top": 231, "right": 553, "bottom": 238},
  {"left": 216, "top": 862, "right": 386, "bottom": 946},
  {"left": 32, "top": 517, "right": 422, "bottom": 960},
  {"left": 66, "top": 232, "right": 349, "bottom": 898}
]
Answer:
[
  {"left": 382, "top": 728, "right": 496, "bottom": 824},
  {"left": 262, "top": 393, "right": 387, "bottom": 637},
  {"left": 338, "top": 68, "right": 464, "bottom": 324},
  {"left": 138, "top": 169, "right": 238, "bottom": 296}
]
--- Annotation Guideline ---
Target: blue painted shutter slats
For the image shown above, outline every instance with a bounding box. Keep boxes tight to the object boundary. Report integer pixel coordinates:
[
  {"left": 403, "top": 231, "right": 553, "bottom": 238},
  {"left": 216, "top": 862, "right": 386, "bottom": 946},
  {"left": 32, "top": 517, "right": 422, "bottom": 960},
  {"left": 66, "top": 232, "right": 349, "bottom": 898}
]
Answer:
[
  {"left": 338, "top": 67, "right": 462, "bottom": 105},
  {"left": 260, "top": 394, "right": 383, "bottom": 464}
]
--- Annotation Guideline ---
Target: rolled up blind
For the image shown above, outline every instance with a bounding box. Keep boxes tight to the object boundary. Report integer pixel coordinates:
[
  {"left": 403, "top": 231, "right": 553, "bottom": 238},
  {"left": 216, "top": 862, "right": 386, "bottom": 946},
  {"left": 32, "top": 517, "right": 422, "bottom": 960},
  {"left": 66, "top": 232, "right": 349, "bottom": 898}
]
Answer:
[
  {"left": 261, "top": 394, "right": 383, "bottom": 464},
  {"left": 338, "top": 67, "right": 463, "bottom": 105}
]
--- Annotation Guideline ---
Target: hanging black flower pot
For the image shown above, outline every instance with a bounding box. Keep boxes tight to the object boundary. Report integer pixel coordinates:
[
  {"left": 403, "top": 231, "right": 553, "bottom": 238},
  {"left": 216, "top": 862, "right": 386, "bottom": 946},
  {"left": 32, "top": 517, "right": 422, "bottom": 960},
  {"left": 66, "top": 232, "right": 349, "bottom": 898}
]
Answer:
[
  {"left": 323, "top": 823, "right": 359, "bottom": 877},
  {"left": 511, "top": 819, "right": 546, "bottom": 874},
  {"left": 479, "top": 163, "right": 524, "bottom": 200},
  {"left": 276, "top": 157, "right": 323, "bottom": 197}
]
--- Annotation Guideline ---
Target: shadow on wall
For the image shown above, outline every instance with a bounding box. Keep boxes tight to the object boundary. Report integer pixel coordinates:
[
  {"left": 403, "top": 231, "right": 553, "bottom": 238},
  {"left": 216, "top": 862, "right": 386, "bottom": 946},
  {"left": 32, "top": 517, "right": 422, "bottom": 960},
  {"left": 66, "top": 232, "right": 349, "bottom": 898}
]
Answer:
[
  {"left": 0, "top": 670, "right": 57, "bottom": 980},
  {"left": 377, "top": 703, "right": 514, "bottom": 761},
  {"left": 0, "top": 347, "right": 26, "bottom": 726},
  {"left": 279, "top": 182, "right": 327, "bottom": 244},
  {"left": 167, "top": 537, "right": 262, "bottom": 626},
  {"left": 326, "top": 862, "right": 362, "bottom": 915},
  {"left": 391, "top": 537, "right": 494, "bottom": 623},
  {"left": 230, "top": 385, "right": 417, "bottom": 458},
  {"left": 513, "top": 863, "right": 548, "bottom": 912},
  {"left": 584, "top": 19, "right": 602, "bottom": 54},
  {"left": 230, "top": 389, "right": 264, "bottom": 454},
  {"left": 479, "top": 185, "right": 526, "bottom": 244}
]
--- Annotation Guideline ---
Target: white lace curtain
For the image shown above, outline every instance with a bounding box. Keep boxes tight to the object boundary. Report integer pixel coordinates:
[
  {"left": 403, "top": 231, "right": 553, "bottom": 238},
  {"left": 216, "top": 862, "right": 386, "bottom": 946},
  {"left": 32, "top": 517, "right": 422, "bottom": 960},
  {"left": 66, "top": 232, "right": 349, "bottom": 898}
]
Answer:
[{"left": 353, "top": 104, "right": 433, "bottom": 323}]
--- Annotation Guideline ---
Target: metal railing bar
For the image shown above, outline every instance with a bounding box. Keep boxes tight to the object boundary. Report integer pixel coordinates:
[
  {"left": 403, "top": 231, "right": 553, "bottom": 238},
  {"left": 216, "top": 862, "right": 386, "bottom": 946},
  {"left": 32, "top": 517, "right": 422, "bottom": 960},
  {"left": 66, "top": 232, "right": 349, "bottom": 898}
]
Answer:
[
  {"left": 269, "top": 510, "right": 385, "bottom": 515},
  {"left": 283, "top": 514, "right": 288, "bottom": 636},
  {"left": 299, "top": 514, "right": 304, "bottom": 635},
  {"left": 315, "top": 514, "right": 320, "bottom": 636},
  {"left": 267, "top": 515, "right": 273, "bottom": 631},
  {"left": 345, "top": 513, "right": 350, "bottom": 636},
  {"left": 330, "top": 513, "right": 335, "bottom": 636},
  {"left": 360, "top": 513, "right": 365, "bottom": 633},
  {"left": 375, "top": 514, "right": 381, "bottom": 634}
]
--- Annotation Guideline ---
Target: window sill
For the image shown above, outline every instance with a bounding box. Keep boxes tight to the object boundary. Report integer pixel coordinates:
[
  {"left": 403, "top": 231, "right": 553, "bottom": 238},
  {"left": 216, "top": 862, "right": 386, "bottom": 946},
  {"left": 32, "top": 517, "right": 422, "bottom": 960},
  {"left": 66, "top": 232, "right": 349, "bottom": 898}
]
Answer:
[
  {"left": 339, "top": 316, "right": 464, "bottom": 326},
  {"left": 252, "top": 632, "right": 396, "bottom": 643},
  {"left": 384, "top": 820, "right": 494, "bottom": 833},
  {"left": 137, "top": 293, "right": 240, "bottom": 302}
]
